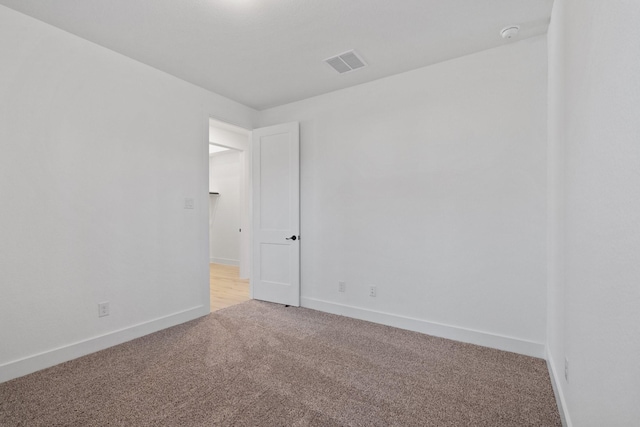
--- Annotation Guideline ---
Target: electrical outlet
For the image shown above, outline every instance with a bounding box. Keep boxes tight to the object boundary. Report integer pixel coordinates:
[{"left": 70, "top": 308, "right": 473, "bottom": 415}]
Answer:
[
  {"left": 338, "top": 281, "right": 346, "bottom": 293},
  {"left": 564, "top": 357, "right": 569, "bottom": 382},
  {"left": 98, "top": 302, "right": 110, "bottom": 317},
  {"left": 369, "top": 286, "right": 377, "bottom": 297},
  {"left": 184, "top": 198, "right": 195, "bottom": 209}
]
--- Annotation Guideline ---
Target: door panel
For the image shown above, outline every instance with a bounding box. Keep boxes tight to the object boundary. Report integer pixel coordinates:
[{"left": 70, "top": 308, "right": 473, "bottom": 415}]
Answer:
[
  {"left": 259, "top": 133, "right": 291, "bottom": 230},
  {"left": 252, "top": 122, "right": 299, "bottom": 306}
]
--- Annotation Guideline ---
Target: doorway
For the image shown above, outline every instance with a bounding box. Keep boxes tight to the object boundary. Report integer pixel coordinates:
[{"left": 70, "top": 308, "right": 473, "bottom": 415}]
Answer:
[
  {"left": 208, "top": 118, "right": 251, "bottom": 311},
  {"left": 207, "top": 118, "right": 301, "bottom": 309}
]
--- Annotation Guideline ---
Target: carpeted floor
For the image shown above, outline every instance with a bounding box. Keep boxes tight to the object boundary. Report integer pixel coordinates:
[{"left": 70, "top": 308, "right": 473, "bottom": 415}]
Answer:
[{"left": 0, "top": 301, "right": 561, "bottom": 426}]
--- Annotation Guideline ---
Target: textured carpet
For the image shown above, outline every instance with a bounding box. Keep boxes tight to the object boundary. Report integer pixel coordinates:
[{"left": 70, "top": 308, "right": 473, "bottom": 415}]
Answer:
[{"left": 0, "top": 301, "right": 561, "bottom": 426}]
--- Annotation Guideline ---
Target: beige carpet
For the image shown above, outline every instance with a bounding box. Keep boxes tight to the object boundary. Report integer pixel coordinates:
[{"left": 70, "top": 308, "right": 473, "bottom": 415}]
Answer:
[{"left": 0, "top": 301, "right": 560, "bottom": 426}]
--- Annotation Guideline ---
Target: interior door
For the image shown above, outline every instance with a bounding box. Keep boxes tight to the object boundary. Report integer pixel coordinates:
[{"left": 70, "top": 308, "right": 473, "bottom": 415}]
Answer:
[{"left": 251, "top": 122, "right": 300, "bottom": 306}]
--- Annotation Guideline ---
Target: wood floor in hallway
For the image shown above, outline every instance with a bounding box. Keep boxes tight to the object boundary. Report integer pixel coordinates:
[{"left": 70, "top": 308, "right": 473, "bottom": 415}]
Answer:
[{"left": 210, "top": 263, "right": 250, "bottom": 312}]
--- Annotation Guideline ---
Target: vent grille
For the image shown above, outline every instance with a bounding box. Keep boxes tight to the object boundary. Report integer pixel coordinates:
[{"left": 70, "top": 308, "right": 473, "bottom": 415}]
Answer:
[{"left": 325, "top": 50, "right": 367, "bottom": 74}]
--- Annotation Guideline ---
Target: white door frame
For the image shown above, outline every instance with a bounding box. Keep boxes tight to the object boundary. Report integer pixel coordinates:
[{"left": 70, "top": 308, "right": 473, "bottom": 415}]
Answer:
[{"left": 206, "top": 117, "right": 300, "bottom": 307}]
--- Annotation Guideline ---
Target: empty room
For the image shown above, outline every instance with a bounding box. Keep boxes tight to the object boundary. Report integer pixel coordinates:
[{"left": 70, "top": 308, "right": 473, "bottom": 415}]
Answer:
[{"left": 0, "top": 1, "right": 638, "bottom": 426}]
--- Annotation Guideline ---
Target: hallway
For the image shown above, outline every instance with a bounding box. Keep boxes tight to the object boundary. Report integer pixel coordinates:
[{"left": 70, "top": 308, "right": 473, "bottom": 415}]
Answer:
[{"left": 210, "top": 263, "right": 250, "bottom": 312}]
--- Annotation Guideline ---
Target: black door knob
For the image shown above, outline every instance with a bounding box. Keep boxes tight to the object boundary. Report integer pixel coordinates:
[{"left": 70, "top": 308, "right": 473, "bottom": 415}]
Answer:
[{"left": 286, "top": 235, "right": 297, "bottom": 241}]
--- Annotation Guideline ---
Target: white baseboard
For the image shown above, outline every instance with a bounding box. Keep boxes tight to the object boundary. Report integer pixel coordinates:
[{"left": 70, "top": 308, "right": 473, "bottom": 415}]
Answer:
[
  {"left": 210, "top": 257, "right": 240, "bottom": 266},
  {"left": 0, "top": 305, "right": 209, "bottom": 384},
  {"left": 301, "top": 297, "right": 545, "bottom": 358},
  {"left": 546, "top": 348, "right": 572, "bottom": 427}
]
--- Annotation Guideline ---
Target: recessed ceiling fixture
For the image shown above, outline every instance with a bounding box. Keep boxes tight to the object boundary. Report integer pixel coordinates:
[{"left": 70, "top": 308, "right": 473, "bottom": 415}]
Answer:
[
  {"left": 325, "top": 50, "right": 367, "bottom": 74},
  {"left": 500, "top": 26, "right": 520, "bottom": 39}
]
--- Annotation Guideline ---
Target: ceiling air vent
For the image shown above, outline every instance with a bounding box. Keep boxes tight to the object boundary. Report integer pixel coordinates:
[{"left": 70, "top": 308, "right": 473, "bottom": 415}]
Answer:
[{"left": 325, "top": 50, "right": 367, "bottom": 74}]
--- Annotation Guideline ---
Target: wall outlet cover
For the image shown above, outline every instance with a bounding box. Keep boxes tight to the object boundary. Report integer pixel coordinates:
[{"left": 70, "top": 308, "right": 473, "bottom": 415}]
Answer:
[{"left": 98, "top": 302, "right": 110, "bottom": 317}]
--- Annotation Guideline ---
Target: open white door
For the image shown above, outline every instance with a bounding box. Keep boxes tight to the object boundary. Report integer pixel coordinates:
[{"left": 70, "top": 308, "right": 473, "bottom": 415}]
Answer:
[{"left": 252, "top": 122, "right": 300, "bottom": 306}]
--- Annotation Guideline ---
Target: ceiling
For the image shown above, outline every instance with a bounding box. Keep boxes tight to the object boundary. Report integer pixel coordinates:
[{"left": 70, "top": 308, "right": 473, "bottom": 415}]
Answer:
[{"left": 0, "top": 0, "right": 553, "bottom": 110}]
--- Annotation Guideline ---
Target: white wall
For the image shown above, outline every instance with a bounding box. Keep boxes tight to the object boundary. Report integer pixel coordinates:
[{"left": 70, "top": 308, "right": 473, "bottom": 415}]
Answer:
[
  {"left": 209, "top": 124, "right": 249, "bottom": 151},
  {"left": 209, "top": 150, "right": 241, "bottom": 265},
  {"left": 259, "top": 36, "right": 548, "bottom": 356},
  {"left": 0, "top": 5, "right": 256, "bottom": 382},
  {"left": 547, "top": 1, "right": 640, "bottom": 425}
]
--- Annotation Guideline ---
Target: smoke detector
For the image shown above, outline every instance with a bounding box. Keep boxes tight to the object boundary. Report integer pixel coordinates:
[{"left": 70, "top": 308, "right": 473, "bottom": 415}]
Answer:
[
  {"left": 501, "top": 26, "right": 520, "bottom": 39},
  {"left": 325, "top": 50, "right": 367, "bottom": 74}
]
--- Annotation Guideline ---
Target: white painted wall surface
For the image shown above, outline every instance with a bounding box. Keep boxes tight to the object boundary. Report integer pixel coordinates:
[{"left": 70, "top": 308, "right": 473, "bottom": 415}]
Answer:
[
  {"left": 209, "top": 125, "right": 249, "bottom": 151},
  {"left": 209, "top": 150, "right": 241, "bottom": 265},
  {"left": 259, "top": 37, "right": 548, "bottom": 355},
  {"left": 547, "top": 1, "right": 640, "bottom": 425},
  {"left": 0, "top": 5, "right": 255, "bottom": 382}
]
